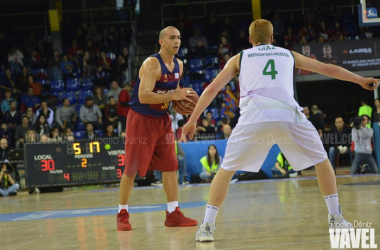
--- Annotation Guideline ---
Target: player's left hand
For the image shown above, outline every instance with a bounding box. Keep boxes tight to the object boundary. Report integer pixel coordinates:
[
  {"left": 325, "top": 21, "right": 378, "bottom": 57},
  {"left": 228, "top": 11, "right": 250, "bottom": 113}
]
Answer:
[
  {"left": 359, "top": 78, "right": 379, "bottom": 90},
  {"left": 180, "top": 122, "right": 196, "bottom": 143}
]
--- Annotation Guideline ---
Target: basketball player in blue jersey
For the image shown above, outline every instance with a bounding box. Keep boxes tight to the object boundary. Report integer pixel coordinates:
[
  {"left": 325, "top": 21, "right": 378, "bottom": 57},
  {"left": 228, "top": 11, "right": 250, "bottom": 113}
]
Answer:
[
  {"left": 117, "top": 26, "right": 197, "bottom": 231},
  {"left": 180, "top": 19, "right": 379, "bottom": 242}
]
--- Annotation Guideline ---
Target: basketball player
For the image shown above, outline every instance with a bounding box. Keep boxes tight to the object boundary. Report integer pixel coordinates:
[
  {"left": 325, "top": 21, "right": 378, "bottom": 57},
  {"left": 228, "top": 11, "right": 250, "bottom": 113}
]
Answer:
[
  {"left": 117, "top": 26, "right": 197, "bottom": 231},
  {"left": 180, "top": 19, "right": 379, "bottom": 242}
]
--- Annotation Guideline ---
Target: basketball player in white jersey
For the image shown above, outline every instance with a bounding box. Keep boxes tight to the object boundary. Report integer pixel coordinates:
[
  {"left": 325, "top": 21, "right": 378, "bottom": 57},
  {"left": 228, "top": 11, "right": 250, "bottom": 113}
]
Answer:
[{"left": 180, "top": 19, "right": 379, "bottom": 242}]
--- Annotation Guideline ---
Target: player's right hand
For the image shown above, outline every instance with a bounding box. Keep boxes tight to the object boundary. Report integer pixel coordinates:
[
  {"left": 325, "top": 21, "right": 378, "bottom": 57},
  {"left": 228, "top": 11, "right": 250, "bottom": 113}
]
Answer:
[
  {"left": 180, "top": 121, "right": 196, "bottom": 143},
  {"left": 359, "top": 78, "right": 379, "bottom": 90},
  {"left": 172, "top": 88, "right": 195, "bottom": 102}
]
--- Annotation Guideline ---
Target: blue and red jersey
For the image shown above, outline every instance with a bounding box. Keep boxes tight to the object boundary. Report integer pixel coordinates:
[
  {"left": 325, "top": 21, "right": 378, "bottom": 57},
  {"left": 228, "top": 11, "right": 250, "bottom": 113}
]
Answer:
[{"left": 130, "top": 53, "right": 180, "bottom": 117}]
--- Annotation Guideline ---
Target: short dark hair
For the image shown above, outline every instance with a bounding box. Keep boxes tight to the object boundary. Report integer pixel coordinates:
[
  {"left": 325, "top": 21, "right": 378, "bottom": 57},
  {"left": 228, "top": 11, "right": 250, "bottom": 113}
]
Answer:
[{"left": 108, "top": 96, "right": 115, "bottom": 101}]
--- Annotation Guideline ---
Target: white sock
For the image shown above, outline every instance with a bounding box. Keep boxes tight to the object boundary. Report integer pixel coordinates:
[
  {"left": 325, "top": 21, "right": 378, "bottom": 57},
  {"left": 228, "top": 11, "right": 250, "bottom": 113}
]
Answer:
[
  {"left": 119, "top": 204, "right": 128, "bottom": 213},
  {"left": 204, "top": 204, "right": 219, "bottom": 223},
  {"left": 324, "top": 194, "right": 340, "bottom": 215},
  {"left": 167, "top": 201, "right": 178, "bottom": 213}
]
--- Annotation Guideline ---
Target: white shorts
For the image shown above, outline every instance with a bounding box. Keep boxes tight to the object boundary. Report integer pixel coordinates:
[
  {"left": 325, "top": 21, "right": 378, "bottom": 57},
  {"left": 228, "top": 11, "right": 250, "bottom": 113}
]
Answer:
[{"left": 221, "top": 121, "right": 327, "bottom": 172}]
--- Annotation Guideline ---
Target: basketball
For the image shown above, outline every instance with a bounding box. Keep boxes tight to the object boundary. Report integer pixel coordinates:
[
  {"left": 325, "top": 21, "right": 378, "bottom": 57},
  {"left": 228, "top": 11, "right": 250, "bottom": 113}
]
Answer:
[{"left": 172, "top": 91, "right": 199, "bottom": 115}]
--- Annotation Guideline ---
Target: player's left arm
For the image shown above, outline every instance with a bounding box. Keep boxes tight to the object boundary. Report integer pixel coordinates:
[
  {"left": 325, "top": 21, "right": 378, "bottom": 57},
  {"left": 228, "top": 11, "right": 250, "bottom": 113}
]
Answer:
[{"left": 180, "top": 54, "right": 240, "bottom": 142}]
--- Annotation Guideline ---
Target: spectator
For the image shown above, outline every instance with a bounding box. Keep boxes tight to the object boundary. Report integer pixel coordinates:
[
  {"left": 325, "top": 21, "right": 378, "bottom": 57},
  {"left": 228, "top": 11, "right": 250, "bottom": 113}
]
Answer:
[
  {"left": 196, "top": 118, "right": 216, "bottom": 141},
  {"left": 318, "top": 21, "right": 329, "bottom": 41},
  {"left": 272, "top": 152, "right": 297, "bottom": 178},
  {"left": 25, "top": 129, "right": 37, "bottom": 143},
  {"left": 33, "top": 114, "right": 50, "bottom": 137},
  {"left": 79, "top": 96, "right": 102, "bottom": 129},
  {"left": 117, "top": 83, "right": 132, "bottom": 129},
  {"left": 311, "top": 104, "right": 325, "bottom": 138},
  {"left": 303, "top": 106, "right": 311, "bottom": 121},
  {"left": 358, "top": 99, "right": 372, "bottom": 121},
  {"left": 328, "top": 117, "right": 352, "bottom": 172},
  {"left": 83, "top": 122, "right": 99, "bottom": 140},
  {"left": 345, "top": 96, "right": 360, "bottom": 123},
  {"left": 218, "top": 36, "right": 232, "bottom": 60},
  {"left": 199, "top": 145, "right": 223, "bottom": 183},
  {"left": 16, "top": 66, "right": 29, "bottom": 94},
  {"left": 25, "top": 107, "right": 36, "bottom": 126},
  {"left": 35, "top": 101, "right": 54, "bottom": 127},
  {"left": 62, "top": 127, "right": 74, "bottom": 141},
  {"left": 188, "top": 28, "right": 208, "bottom": 58},
  {"left": 107, "top": 81, "right": 122, "bottom": 103},
  {"left": 93, "top": 65, "right": 108, "bottom": 88},
  {"left": 235, "top": 29, "right": 251, "bottom": 52},
  {"left": 104, "top": 124, "right": 117, "bottom": 138},
  {"left": 98, "top": 51, "right": 112, "bottom": 72},
  {"left": 21, "top": 87, "right": 41, "bottom": 110},
  {"left": 3, "top": 100, "right": 20, "bottom": 129},
  {"left": 217, "top": 117, "right": 231, "bottom": 138},
  {"left": 372, "top": 98, "right": 380, "bottom": 123},
  {"left": 0, "top": 123, "right": 13, "bottom": 147},
  {"left": 103, "top": 26, "right": 118, "bottom": 53},
  {"left": 93, "top": 86, "right": 107, "bottom": 111},
  {"left": 0, "top": 163, "right": 19, "bottom": 197},
  {"left": 220, "top": 124, "right": 232, "bottom": 140},
  {"left": 86, "top": 25, "right": 103, "bottom": 48},
  {"left": 81, "top": 51, "right": 93, "bottom": 78},
  {"left": 66, "top": 38, "right": 83, "bottom": 57},
  {"left": 47, "top": 49, "right": 63, "bottom": 80},
  {"left": 15, "top": 116, "right": 32, "bottom": 149},
  {"left": 50, "top": 127, "right": 63, "bottom": 142},
  {"left": 272, "top": 13, "right": 285, "bottom": 44},
  {"left": 0, "top": 138, "right": 9, "bottom": 161},
  {"left": 60, "top": 54, "right": 75, "bottom": 78},
  {"left": 39, "top": 134, "right": 50, "bottom": 143},
  {"left": 350, "top": 115, "right": 378, "bottom": 174},
  {"left": 121, "top": 46, "right": 129, "bottom": 65},
  {"left": 1, "top": 68, "right": 16, "bottom": 94},
  {"left": 28, "top": 75, "right": 43, "bottom": 97},
  {"left": 8, "top": 46, "right": 24, "bottom": 72},
  {"left": 120, "top": 130, "right": 126, "bottom": 138},
  {"left": 55, "top": 98, "right": 77, "bottom": 131},
  {"left": 113, "top": 55, "right": 127, "bottom": 83},
  {"left": 329, "top": 21, "right": 347, "bottom": 42},
  {"left": 105, "top": 96, "right": 119, "bottom": 129},
  {"left": 1, "top": 90, "right": 15, "bottom": 115}
]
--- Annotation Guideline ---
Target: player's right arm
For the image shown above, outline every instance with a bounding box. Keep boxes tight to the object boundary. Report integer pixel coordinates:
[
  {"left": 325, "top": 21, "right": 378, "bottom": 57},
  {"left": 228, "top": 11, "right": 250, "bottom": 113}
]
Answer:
[
  {"left": 138, "top": 57, "right": 194, "bottom": 104},
  {"left": 292, "top": 51, "right": 379, "bottom": 90}
]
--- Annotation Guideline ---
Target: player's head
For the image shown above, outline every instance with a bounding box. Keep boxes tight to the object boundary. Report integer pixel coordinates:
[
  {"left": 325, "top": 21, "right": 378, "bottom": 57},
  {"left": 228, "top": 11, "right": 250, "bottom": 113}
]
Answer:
[
  {"left": 323, "top": 44, "right": 332, "bottom": 57},
  {"left": 158, "top": 26, "right": 181, "bottom": 54},
  {"left": 302, "top": 45, "right": 311, "bottom": 56},
  {"left": 0, "top": 138, "right": 8, "bottom": 149},
  {"left": 248, "top": 19, "right": 273, "bottom": 45}
]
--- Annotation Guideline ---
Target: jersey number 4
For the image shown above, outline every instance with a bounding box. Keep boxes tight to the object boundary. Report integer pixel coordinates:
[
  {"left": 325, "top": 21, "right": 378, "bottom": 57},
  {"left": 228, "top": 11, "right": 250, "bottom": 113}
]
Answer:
[{"left": 262, "top": 59, "right": 278, "bottom": 80}]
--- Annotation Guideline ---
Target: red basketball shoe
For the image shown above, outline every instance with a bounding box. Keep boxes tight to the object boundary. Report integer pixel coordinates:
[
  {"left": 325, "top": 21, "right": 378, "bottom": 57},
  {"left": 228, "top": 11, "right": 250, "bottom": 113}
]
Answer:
[
  {"left": 165, "top": 207, "right": 198, "bottom": 227},
  {"left": 117, "top": 209, "right": 132, "bottom": 231}
]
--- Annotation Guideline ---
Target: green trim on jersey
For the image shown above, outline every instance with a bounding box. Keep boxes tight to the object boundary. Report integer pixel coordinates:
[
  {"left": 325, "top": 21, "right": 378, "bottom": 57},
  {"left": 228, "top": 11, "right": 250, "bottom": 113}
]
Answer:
[
  {"left": 288, "top": 50, "right": 296, "bottom": 76},
  {"left": 239, "top": 51, "right": 243, "bottom": 74}
]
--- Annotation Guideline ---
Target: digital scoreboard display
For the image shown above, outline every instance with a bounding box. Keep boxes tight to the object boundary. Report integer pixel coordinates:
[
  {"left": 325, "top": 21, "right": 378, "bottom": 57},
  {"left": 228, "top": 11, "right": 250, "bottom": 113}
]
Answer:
[{"left": 24, "top": 139, "right": 125, "bottom": 188}]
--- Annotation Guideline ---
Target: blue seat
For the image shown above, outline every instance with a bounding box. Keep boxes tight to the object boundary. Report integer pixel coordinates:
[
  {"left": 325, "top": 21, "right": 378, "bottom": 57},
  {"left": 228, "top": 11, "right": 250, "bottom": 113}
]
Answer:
[
  {"left": 76, "top": 119, "right": 86, "bottom": 131},
  {"left": 81, "top": 78, "right": 94, "bottom": 90},
  {"left": 189, "top": 59, "right": 203, "bottom": 72},
  {"left": 63, "top": 91, "right": 77, "bottom": 104},
  {"left": 33, "top": 69, "right": 48, "bottom": 80},
  {"left": 78, "top": 90, "right": 93, "bottom": 104},
  {"left": 50, "top": 91, "right": 64, "bottom": 100},
  {"left": 95, "top": 129, "right": 103, "bottom": 138},
  {"left": 66, "top": 78, "right": 81, "bottom": 91},
  {"left": 204, "top": 68, "right": 219, "bottom": 82},
  {"left": 189, "top": 83, "right": 203, "bottom": 96},
  {"left": 177, "top": 48, "right": 188, "bottom": 59},
  {"left": 75, "top": 104, "right": 81, "bottom": 113},
  {"left": 74, "top": 131, "right": 86, "bottom": 140},
  {"left": 35, "top": 79, "right": 48, "bottom": 86},
  {"left": 103, "top": 88, "right": 109, "bottom": 96},
  {"left": 50, "top": 79, "right": 65, "bottom": 92},
  {"left": 204, "top": 56, "right": 219, "bottom": 68}
]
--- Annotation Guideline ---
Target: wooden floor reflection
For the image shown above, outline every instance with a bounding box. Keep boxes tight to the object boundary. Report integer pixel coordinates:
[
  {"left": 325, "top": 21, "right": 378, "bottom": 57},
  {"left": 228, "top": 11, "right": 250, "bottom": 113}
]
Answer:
[{"left": 1, "top": 171, "right": 379, "bottom": 250}]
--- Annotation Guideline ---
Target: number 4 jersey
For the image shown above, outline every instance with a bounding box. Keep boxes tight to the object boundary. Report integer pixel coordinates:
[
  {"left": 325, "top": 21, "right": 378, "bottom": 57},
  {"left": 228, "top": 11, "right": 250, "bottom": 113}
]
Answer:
[{"left": 238, "top": 45, "right": 307, "bottom": 124}]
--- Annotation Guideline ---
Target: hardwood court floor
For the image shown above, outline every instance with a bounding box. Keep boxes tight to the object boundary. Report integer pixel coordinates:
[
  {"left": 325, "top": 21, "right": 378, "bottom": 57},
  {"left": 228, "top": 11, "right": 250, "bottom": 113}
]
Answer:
[{"left": 1, "top": 171, "right": 379, "bottom": 250}]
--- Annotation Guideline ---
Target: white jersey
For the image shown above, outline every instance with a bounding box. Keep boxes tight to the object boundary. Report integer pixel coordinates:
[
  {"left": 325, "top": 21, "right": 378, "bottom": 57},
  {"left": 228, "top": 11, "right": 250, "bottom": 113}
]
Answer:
[{"left": 238, "top": 45, "right": 307, "bottom": 124}]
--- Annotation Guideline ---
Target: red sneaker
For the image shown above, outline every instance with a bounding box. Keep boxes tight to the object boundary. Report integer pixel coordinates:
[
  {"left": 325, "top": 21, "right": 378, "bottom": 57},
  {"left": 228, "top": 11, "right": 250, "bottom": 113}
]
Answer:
[
  {"left": 165, "top": 207, "right": 198, "bottom": 227},
  {"left": 117, "top": 209, "right": 132, "bottom": 231}
]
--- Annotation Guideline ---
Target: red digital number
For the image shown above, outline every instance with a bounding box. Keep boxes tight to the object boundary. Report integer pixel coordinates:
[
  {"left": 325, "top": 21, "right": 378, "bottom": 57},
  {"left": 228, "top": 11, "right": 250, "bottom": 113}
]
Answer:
[
  {"left": 116, "top": 169, "right": 122, "bottom": 178},
  {"left": 41, "top": 159, "right": 55, "bottom": 171},
  {"left": 117, "top": 155, "right": 125, "bottom": 166},
  {"left": 63, "top": 173, "right": 70, "bottom": 181}
]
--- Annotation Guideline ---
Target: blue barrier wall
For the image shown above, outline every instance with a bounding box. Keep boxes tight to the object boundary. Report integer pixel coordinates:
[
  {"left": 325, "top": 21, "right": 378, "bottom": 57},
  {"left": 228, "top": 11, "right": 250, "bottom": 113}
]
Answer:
[{"left": 179, "top": 141, "right": 280, "bottom": 180}]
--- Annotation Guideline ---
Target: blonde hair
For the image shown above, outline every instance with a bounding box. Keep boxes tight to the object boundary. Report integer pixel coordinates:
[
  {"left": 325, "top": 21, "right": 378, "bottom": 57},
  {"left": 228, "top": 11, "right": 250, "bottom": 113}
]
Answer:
[{"left": 249, "top": 19, "right": 273, "bottom": 44}]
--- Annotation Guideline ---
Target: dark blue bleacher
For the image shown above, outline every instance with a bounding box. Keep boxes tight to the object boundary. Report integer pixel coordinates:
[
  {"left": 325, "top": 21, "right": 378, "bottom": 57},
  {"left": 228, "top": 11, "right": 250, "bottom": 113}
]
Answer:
[
  {"left": 50, "top": 79, "right": 65, "bottom": 92},
  {"left": 81, "top": 78, "right": 94, "bottom": 90},
  {"left": 66, "top": 78, "right": 81, "bottom": 91}
]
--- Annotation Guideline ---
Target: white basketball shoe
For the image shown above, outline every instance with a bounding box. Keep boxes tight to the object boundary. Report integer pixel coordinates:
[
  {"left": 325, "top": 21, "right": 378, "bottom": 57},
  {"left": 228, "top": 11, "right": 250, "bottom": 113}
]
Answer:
[
  {"left": 328, "top": 206, "right": 352, "bottom": 229},
  {"left": 196, "top": 221, "right": 216, "bottom": 242}
]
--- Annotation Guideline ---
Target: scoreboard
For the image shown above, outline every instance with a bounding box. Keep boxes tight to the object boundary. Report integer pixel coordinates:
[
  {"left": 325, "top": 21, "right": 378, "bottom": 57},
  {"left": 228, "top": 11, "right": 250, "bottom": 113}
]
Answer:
[{"left": 24, "top": 139, "right": 125, "bottom": 188}]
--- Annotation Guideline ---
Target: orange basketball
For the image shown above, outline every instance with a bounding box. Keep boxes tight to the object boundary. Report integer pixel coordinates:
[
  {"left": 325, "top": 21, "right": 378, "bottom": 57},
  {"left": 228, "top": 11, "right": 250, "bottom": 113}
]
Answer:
[{"left": 172, "top": 91, "right": 199, "bottom": 115}]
